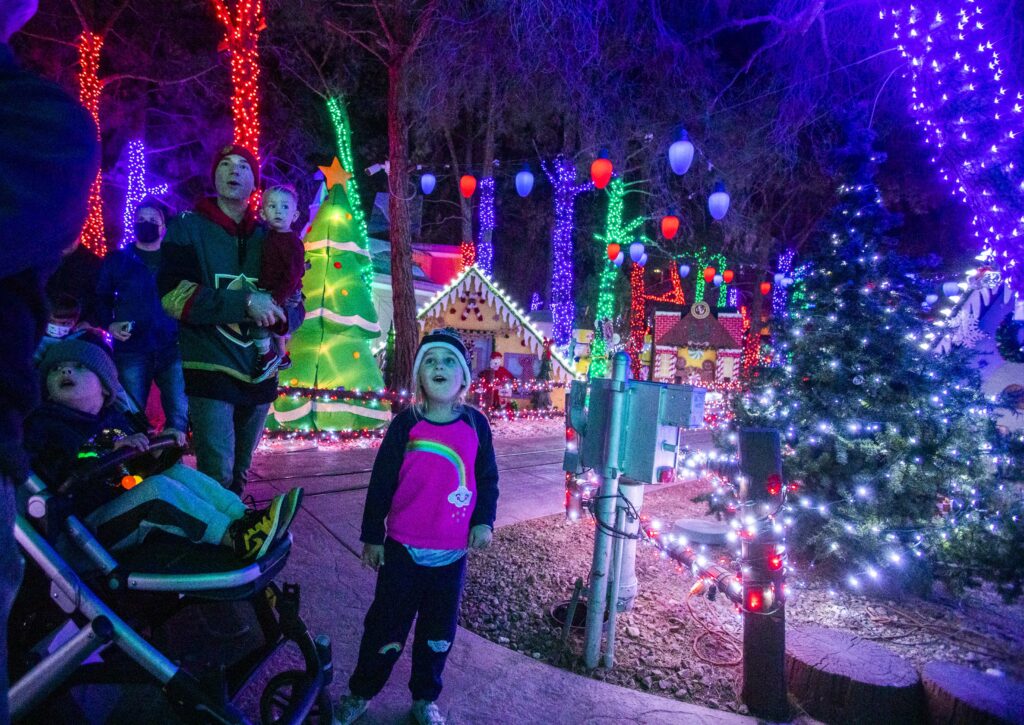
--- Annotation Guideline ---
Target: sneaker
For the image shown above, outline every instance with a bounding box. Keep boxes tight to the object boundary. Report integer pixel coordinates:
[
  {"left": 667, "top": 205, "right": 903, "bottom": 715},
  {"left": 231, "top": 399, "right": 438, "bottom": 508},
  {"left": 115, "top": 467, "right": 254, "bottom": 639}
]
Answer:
[
  {"left": 253, "top": 349, "right": 281, "bottom": 383},
  {"left": 279, "top": 353, "right": 292, "bottom": 370},
  {"left": 274, "top": 487, "right": 304, "bottom": 542},
  {"left": 333, "top": 694, "right": 368, "bottom": 725},
  {"left": 232, "top": 496, "right": 284, "bottom": 560},
  {"left": 411, "top": 700, "right": 446, "bottom": 725}
]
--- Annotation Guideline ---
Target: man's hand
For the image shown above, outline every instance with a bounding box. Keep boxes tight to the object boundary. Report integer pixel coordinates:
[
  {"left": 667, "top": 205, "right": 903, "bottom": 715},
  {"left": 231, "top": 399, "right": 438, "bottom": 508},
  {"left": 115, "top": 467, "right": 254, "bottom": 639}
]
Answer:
[
  {"left": 113, "top": 433, "right": 150, "bottom": 452},
  {"left": 245, "top": 292, "right": 287, "bottom": 328},
  {"left": 162, "top": 428, "right": 187, "bottom": 447},
  {"left": 361, "top": 543, "right": 385, "bottom": 570},
  {"left": 468, "top": 524, "right": 493, "bottom": 550},
  {"left": 109, "top": 321, "right": 133, "bottom": 341}
]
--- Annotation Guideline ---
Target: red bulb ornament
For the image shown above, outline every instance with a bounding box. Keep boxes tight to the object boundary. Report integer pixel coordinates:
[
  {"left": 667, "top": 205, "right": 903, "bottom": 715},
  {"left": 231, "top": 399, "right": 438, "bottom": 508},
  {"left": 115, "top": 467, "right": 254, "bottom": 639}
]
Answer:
[
  {"left": 723, "top": 269, "right": 734, "bottom": 284},
  {"left": 760, "top": 281, "right": 771, "bottom": 295},
  {"left": 661, "top": 214, "right": 680, "bottom": 239},
  {"left": 607, "top": 243, "right": 621, "bottom": 262},
  {"left": 459, "top": 174, "right": 477, "bottom": 198},
  {"left": 590, "top": 154, "right": 613, "bottom": 190},
  {"left": 703, "top": 267, "right": 716, "bottom": 283}
]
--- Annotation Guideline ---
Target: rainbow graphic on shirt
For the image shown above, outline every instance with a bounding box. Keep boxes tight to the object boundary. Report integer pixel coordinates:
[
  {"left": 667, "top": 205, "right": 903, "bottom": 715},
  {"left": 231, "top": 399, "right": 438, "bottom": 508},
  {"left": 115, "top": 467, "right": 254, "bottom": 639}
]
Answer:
[{"left": 407, "top": 439, "right": 472, "bottom": 509}]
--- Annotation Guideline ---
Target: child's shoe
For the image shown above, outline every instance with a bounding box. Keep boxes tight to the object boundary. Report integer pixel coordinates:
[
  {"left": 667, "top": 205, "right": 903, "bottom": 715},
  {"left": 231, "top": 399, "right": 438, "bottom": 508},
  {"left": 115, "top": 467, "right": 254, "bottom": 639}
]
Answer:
[
  {"left": 333, "top": 694, "right": 368, "bottom": 725},
  {"left": 411, "top": 699, "right": 446, "bottom": 725},
  {"left": 278, "top": 353, "right": 292, "bottom": 370},
  {"left": 253, "top": 349, "right": 281, "bottom": 383},
  {"left": 274, "top": 487, "right": 304, "bottom": 543},
  {"left": 231, "top": 496, "right": 283, "bottom": 560}
]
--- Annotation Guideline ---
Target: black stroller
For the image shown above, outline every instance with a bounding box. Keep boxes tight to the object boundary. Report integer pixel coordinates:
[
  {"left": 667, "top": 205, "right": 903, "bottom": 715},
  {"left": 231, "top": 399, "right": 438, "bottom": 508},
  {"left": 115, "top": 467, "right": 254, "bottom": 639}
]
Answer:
[{"left": 8, "top": 434, "right": 334, "bottom": 724}]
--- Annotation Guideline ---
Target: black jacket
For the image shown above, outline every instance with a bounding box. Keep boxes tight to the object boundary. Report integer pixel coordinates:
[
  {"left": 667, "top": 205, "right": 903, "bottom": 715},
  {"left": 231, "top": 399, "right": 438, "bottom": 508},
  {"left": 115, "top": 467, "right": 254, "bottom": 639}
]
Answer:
[{"left": 95, "top": 244, "right": 179, "bottom": 355}]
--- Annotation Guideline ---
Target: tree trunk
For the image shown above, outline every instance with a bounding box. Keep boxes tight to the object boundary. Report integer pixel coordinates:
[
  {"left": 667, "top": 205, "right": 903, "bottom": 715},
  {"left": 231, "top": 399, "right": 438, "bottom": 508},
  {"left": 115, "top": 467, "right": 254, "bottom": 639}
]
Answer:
[
  {"left": 387, "top": 61, "right": 417, "bottom": 397},
  {"left": 479, "top": 78, "right": 497, "bottom": 251},
  {"left": 786, "top": 624, "right": 923, "bottom": 724},
  {"left": 921, "top": 661, "right": 1024, "bottom": 725}
]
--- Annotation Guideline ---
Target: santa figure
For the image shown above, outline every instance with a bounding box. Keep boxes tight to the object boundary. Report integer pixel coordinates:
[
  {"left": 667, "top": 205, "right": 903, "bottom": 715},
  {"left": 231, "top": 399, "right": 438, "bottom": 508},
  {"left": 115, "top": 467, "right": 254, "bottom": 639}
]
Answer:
[{"left": 478, "top": 351, "right": 515, "bottom": 410}]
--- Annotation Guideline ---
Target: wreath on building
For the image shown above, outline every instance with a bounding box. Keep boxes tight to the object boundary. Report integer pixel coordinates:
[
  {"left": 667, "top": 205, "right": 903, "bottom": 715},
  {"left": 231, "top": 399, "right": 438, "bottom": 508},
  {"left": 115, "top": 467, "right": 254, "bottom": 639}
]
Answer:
[{"left": 995, "top": 312, "right": 1024, "bottom": 363}]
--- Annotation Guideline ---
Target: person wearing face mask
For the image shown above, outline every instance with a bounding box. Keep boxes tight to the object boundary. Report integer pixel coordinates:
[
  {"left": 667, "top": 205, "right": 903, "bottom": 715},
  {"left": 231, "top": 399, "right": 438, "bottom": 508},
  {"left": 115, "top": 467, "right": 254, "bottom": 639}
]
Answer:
[{"left": 93, "top": 198, "right": 188, "bottom": 445}]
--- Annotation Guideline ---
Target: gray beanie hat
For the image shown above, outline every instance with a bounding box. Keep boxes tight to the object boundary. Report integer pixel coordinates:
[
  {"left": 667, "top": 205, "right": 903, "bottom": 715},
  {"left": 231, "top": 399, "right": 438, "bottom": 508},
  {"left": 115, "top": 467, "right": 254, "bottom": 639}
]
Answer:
[{"left": 40, "top": 338, "right": 123, "bottom": 400}]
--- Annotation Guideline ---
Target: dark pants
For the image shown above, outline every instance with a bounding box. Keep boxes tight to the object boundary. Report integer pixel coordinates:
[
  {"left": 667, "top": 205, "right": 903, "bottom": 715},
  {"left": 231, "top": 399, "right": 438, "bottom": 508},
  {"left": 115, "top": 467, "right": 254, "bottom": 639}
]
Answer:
[
  {"left": 188, "top": 396, "right": 269, "bottom": 494},
  {"left": 349, "top": 539, "right": 466, "bottom": 703}
]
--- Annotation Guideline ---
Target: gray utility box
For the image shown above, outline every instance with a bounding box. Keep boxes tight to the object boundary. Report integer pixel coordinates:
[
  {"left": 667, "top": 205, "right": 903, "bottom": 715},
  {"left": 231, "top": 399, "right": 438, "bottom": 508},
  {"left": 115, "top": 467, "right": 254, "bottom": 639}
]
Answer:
[{"left": 564, "top": 378, "right": 706, "bottom": 483}]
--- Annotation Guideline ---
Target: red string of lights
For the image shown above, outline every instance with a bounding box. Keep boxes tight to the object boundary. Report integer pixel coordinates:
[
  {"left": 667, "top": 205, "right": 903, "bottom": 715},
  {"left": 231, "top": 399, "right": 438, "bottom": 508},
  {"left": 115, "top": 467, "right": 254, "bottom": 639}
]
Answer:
[
  {"left": 646, "top": 262, "right": 687, "bottom": 305},
  {"left": 77, "top": 31, "right": 106, "bottom": 256},
  {"left": 460, "top": 241, "right": 477, "bottom": 272},
  {"left": 211, "top": 0, "right": 264, "bottom": 161}
]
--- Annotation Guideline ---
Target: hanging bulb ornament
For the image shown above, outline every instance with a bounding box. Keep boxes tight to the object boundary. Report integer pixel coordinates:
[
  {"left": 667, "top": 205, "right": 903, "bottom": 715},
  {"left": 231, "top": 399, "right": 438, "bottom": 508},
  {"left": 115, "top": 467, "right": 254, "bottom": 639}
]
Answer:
[
  {"left": 629, "top": 240, "right": 645, "bottom": 264},
  {"left": 459, "top": 174, "right": 477, "bottom": 198},
  {"left": 591, "top": 149, "right": 613, "bottom": 189},
  {"left": 420, "top": 173, "right": 436, "bottom": 195},
  {"left": 723, "top": 269, "right": 734, "bottom": 284},
  {"left": 713, "top": 273, "right": 723, "bottom": 287},
  {"left": 708, "top": 180, "right": 730, "bottom": 220},
  {"left": 703, "top": 266, "right": 716, "bottom": 283},
  {"left": 668, "top": 129, "right": 695, "bottom": 175},
  {"left": 760, "top": 281, "right": 771, "bottom": 295},
  {"left": 661, "top": 209, "right": 680, "bottom": 239},
  {"left": 678, "top": 264, "right": 691, "bottom": 279},
  {"left": 607, "top": 243, "right": 621, "bottom": 262},
  {"left": 638, "top": 252, "right": 648, "bottom": 267},
  {"left": 613, "top": 252, "right": 625, "bottom": 267},
  {"left": 515, "top": 164, "right": 534, "bottom": 197}
]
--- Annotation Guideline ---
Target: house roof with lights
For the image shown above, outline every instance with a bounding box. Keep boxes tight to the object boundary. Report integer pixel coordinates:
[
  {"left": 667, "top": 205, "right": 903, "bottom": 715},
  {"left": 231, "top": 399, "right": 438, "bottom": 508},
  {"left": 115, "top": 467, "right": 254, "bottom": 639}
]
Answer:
[{"left": 416, "top": 265, "right": 578, "bottom": 383}]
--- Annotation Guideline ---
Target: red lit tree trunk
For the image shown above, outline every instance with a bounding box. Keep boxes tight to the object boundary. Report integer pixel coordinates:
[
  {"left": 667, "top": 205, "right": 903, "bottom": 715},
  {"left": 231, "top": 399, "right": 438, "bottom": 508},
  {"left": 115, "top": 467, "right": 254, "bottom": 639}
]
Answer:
[
  {"left": 77, "top": 30, "right": 105, "bottom": 256},
  {"left": 211, "top": 0, "right": 264, "bottom": 159},
  {"left": 628, "top": 263, "right": 646, "bottom": 378}
]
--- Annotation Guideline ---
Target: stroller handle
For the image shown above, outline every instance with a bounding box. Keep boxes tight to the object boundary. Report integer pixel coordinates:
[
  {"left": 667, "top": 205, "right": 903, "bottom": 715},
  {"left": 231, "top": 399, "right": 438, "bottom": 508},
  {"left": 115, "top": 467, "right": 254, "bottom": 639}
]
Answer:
[{"left": 57, "top": 433, "right": 185, "bottom": 496}]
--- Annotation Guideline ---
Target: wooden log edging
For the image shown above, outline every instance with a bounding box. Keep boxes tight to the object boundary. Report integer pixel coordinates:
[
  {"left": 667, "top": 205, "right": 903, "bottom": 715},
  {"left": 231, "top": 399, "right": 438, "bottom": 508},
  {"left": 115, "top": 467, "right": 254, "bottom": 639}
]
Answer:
[
  {"left": 921, "top": 661, "right": 1024, "bottom": 725},
  {"left": 785, "top": 624, "right": 924, "bottom": 724}
]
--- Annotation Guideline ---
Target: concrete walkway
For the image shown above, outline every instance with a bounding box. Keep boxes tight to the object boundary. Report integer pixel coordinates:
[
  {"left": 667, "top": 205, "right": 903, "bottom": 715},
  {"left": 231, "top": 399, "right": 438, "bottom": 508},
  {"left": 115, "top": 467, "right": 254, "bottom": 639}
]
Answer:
[{"left": 243, "top": 433, "right": 752, "bottom": 724}]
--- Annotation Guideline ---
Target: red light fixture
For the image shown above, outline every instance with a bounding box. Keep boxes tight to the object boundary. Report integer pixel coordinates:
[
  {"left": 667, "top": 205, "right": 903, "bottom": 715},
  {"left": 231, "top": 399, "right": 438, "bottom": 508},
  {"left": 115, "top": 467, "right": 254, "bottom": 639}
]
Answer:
[
  {"left": 746, "top": 588, "right": 763, "bottom": 612},
  {"left": 768, "top": 554, "right": 784, "bottom": 572},
  {"left": 591, "top": 150, "right": 613, "bottom": 189},
  {"left": 703, "top": 266, "right": 716, "bottom": 283},
  {"left": 460, "top": 174, "right": 477, "bottom": 198},
  {"left": 760, "top": 281, "right": 771, "bottom": 295},
  {"left": 607, "top": 242, "right": 621, "bottom": 262},
  {"left": 723, "top": 269, "right": 734, "bottom": 284},
  {"left": 661, "top": 212, "right": 680, "bottom": 239},
  {"left": 766, "top": 473, "right": 783, "bottom": 496}
]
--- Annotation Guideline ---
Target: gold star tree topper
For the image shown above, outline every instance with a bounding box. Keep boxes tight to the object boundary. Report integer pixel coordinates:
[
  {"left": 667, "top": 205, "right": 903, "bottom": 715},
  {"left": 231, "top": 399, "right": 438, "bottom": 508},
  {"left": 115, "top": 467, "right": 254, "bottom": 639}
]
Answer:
[{"left": 318, "top": 158, "right": 353, "bottom": 191}]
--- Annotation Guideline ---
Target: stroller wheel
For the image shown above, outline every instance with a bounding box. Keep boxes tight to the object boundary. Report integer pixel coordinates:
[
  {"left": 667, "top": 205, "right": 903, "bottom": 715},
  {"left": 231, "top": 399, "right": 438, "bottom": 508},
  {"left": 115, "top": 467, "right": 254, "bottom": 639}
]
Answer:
[{"left": 259, "top": 670, "right": 333, "bottom": 725}]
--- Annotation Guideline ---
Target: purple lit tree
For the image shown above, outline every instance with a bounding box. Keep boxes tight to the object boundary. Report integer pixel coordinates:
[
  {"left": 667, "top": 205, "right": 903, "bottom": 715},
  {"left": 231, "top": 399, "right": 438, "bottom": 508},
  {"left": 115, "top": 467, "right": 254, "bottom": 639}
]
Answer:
[
  {"left": 121, "top": 140, "right": 168, "bottom": 248},
  {"left": 476, "top": 175, "right": 496, "bottom": 275},
  {"left": 542, "top": 156, "right": 592, "bottom": 346},
  {"left": 887, "top": 1, "right": 1024, "bottom": 293}
]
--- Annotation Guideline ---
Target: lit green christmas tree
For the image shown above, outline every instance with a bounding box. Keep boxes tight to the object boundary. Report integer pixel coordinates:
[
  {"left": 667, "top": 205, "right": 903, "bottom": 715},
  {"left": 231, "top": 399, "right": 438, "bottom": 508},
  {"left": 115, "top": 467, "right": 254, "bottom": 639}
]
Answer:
[
  {"left": 270, "top": 158, "right": 389, "bottom": 432},
  {"left": 735, "top": 122, "right": 1021, "bottom": 598}
]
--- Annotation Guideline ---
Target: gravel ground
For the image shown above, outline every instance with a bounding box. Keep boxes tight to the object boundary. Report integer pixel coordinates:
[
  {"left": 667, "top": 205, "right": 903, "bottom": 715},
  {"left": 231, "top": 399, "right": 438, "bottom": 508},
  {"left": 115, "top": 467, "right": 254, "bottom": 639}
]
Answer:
[{"left": 460, "top": 478, "right": 1024, "bottom": 716}]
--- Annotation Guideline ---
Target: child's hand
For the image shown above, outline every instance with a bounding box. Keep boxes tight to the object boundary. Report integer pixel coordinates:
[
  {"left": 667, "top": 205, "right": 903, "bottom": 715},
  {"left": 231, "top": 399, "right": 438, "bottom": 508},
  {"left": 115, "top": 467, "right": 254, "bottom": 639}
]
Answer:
[
  {"left": 361, "top": 543, "right": 385, "bottom": 570},
  {"left": 468, "top": 524, "right": 493, "bottom": 550},
  {"left": 113, "top": 433, "right": 150, "bottom": 452}
]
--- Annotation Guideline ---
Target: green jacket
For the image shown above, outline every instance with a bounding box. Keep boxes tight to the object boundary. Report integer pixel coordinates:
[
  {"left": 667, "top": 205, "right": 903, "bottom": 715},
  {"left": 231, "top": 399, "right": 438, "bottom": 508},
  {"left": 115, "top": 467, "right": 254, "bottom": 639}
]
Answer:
[{"left": 159, "top": 198, "right": 274, "bottom": 402}]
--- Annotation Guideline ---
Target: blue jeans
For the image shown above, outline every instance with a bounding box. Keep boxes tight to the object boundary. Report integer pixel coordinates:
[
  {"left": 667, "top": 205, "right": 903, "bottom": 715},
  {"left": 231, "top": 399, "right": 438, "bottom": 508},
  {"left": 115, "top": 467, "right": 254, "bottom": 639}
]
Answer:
[
  {"left": 188, "top": 396, "right": 270, "bottom": 493},
  {"left": 115, "top": 345, "right": 188, "bottom": 432}
]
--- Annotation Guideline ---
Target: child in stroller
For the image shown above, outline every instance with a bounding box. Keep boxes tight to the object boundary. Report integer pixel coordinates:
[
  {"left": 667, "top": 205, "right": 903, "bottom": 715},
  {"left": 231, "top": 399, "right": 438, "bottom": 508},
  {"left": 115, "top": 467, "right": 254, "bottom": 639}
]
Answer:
[
  {"left": 25, "top": 338, "right": 302, "bottom": 558},
  {"left": 8, "top": 337, "right": 331, "bottom": 723}
]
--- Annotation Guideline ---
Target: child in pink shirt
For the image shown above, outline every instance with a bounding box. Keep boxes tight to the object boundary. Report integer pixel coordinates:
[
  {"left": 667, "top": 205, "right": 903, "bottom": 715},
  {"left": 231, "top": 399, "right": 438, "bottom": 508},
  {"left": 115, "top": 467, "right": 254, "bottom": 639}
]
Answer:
[{"left": 334, "top": 329, "right": 498, "bottom": 725}]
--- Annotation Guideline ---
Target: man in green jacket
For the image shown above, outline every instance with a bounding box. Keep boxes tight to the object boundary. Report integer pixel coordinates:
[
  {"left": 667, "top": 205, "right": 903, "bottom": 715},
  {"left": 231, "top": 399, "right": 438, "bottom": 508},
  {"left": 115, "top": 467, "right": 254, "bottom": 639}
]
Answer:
[{"left": 159, "top": 145, "right": 286, "bottom": 494}]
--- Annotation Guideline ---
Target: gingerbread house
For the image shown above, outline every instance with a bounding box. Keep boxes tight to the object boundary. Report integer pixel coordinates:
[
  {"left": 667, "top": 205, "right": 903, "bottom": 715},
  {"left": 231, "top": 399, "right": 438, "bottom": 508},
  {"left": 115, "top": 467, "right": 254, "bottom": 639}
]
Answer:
[
  {"left": 416, "top": 266, "right": 577, "bottom": 407},
  {"left": 650, "top": 301, "right": 743, "bottom": 385}
]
